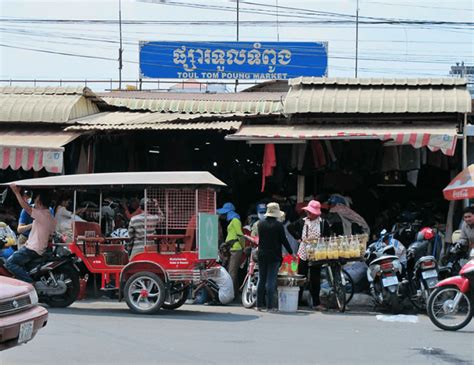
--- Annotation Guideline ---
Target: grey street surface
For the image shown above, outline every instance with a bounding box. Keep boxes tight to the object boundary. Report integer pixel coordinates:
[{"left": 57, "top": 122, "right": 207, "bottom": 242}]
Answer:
[{"left": 1, "top": 299, "right": 473, "bottom": 365}]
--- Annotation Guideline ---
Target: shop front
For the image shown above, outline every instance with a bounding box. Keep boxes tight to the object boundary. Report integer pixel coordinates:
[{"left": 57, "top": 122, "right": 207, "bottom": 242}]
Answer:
[{"left": 225, "top": 78, "right": 472, "bottom": 245}]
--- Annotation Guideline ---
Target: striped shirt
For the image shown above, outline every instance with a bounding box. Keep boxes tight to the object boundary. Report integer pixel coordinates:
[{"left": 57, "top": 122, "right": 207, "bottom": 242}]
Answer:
[{"left": 128, "top": 213, "right": 163, "bottom": 248}]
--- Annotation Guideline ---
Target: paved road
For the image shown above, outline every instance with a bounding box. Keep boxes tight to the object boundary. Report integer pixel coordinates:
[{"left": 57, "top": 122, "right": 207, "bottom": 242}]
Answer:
[{"left": 1, "top": 300, "right": 473, "bottom": 365}]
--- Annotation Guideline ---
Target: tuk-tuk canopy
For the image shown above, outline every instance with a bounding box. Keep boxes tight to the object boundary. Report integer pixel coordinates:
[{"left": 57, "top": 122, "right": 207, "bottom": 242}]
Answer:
[{"left": 2, "top": 171, "right": 226, "bottom": 189}]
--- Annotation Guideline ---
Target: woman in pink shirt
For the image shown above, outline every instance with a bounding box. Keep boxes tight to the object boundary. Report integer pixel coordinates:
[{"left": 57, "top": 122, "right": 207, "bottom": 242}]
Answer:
[{"left": 6, "top": 184, "right": 55, "bottom": 283}]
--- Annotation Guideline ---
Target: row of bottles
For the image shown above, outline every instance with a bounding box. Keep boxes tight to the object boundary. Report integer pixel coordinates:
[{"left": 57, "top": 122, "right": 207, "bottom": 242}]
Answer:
[{"left": 305, "top": 234, "right": 369, "bottom": 261}]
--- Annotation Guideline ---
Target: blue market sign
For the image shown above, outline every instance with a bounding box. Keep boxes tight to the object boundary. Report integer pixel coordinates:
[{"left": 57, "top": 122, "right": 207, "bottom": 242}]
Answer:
[{"left": 139, "top": 41, "right": 328, "bottom": 80}]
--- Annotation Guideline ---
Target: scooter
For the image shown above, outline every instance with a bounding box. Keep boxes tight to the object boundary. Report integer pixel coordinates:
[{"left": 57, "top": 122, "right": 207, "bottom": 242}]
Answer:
[
  {"left": 0, "top": 235, "right": 82, "bottom": 308},
  {"left": 427, "top": 249, "right": 474, "bottom": 331},
  {"left": 240, "top": 235, "right": 259, "bottom": 308},
  {"left": 365, "top": 237, "right": 404, "bottom": 313}
]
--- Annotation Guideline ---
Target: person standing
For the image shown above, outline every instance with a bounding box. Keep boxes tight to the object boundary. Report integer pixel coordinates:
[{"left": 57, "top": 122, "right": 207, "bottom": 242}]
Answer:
[
  {"left": 256, "top": 202, "right": 295, "bottom": 311},
  {"left": 297, "top": 200, "right": 331, "bottom": 310},
  {"left": 6, "top": 185, "right": 55, "bottom": 283},
  {"left": 453, "top": 206, "right": 474, "bottom": 253},
  {"left": 217, "top": 202, "right": 243, "bottom": 299}
]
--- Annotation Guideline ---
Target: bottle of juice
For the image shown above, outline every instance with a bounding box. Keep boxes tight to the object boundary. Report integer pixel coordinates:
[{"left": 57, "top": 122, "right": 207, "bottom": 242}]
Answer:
[{"left": 320, "top": 238, "right": 328, "bottom": 260}]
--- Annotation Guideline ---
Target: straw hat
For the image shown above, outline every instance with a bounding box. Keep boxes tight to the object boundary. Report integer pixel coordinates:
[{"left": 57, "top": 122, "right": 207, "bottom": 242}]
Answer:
[
  {"left": 265, "top": 202, "right": 284, "bottom": 218},
  {"left": 302, "top": 200, "right": 322, "bottom": 216}
]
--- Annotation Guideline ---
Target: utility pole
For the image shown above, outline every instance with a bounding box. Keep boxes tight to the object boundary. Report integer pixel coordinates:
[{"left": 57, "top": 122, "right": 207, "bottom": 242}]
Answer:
[
  {"left": 235, "top": 0, "right": 240, "bottom": 92},
  {"left": 355, "top": 0, "right": 359, "bottom": 78},
  {"left": 236, "top": 0, "right": 240, "bottom": 41},
  {"left": 276, "top": 0, "right": 280, "bottom": 42},
  {"left": 118, "top": 0, "right": 123, "bottom": 90}
]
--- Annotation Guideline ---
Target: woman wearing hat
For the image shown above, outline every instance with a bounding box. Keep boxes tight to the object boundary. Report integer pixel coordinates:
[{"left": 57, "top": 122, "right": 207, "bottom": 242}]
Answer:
[
  {"left": 256, "top": 202, "right": 295, "bottom": 311},
  {"left": 297, "top": 200, "right": 331, "bottom": 310},
  {"left": 216, "top": 202, "right": 244, "bottom": 299}
]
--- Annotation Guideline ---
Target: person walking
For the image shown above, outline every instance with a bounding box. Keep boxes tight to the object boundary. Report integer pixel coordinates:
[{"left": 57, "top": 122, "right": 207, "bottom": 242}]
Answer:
[
  {"left": 297, "top": 200, "right": 331, "bottom": 310},
  {"left": 256, "top": 202, "right": 295, "bottom": 311},
  {"left": 217, "top": 202, "right": 243, "bottom": 299}
]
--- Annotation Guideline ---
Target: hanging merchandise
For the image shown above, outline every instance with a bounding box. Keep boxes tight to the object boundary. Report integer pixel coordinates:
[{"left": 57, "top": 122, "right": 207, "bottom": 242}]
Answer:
[{"left": 261, "top": 143, "right": 276, "bottom": 192}]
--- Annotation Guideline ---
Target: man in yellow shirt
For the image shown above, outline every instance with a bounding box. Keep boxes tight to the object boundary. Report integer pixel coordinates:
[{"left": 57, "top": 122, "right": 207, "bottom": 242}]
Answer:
[{"left": 217, "top": 202, "right": 243, "bottom": 299}]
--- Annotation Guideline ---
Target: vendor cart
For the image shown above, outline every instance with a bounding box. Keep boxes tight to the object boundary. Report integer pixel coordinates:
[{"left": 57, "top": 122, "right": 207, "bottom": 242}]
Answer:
[
  {"left": 4, "top": 171, "right": 224, "bottom": 314},
  {"left": 304, "top": 234, "right": 368, "bottom": 312}
]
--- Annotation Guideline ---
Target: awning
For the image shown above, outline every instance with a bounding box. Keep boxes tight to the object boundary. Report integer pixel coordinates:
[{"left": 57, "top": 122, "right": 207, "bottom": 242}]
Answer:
[
  {"left": 0, "top": 130, "right": 81, "bottom": 173},
  {"left": 226, "top": 124, "right": 458, "bottom": 156}
]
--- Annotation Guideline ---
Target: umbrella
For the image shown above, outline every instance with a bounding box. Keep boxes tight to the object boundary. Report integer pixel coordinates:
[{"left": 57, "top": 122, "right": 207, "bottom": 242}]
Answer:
[{"left": 443, "top": 164, "right": 474, "bottom": 200}]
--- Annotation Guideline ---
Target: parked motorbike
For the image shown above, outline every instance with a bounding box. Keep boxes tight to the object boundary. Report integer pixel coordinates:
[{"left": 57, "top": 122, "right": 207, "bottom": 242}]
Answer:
[
  {"left": 427, "top": 249, "right": 474, "bottom": 331},
  {"left": 0, "top": 234, "right": 82, "bottom": 308},
  {"left": 365, "top": 235, "right": 404, "bottom": 313},
  {"left": 240, "top": 235, "right": 259, "bottom": 308},
  {"left": 401, "top": 230, "right": 440, "bottom": 311}
]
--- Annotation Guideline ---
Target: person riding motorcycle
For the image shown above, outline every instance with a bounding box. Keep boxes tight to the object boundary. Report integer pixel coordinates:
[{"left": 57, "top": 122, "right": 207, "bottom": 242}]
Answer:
[{"left": 6, "top": 184, "right": 55, "bottom": 283}]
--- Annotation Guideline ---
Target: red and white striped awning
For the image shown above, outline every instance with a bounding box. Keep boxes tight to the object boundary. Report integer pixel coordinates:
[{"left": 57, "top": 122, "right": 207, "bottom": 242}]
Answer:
[
  {"left": 226, "top": 124, "right": 458, "bottom": 156},
  {"left": 0, "top": 130, "right": 81, "bottom": 173}
]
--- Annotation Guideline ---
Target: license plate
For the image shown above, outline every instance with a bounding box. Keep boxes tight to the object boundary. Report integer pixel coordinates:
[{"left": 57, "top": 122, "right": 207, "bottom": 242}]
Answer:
[
  {"left": 18, "top": 321, "right": 34, "bottom": 344},
  {"left": 382, "top": 276, "right": 399, "bottom": 287},
  {"left": 422, "top": 269, "right": 438, "bottom": 279}
]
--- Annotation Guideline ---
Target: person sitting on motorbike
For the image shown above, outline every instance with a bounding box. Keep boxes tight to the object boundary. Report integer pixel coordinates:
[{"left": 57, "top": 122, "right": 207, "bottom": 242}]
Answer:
[
  {"left": 452, "top": 206, "right": 474, "bottom": 258},
  {"left": 6, "top": 185, "right": 55, "bottom": 283}
]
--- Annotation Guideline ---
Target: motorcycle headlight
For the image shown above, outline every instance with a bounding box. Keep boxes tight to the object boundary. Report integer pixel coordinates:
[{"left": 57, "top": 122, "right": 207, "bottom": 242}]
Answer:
[{"left": 28, "top": 289, "right": 39, "bottom": 305}]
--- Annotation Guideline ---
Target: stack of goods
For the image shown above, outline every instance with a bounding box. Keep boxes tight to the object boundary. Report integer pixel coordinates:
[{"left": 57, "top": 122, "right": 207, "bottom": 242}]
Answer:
[{"left": 305, "top": 234, "right": 369, "bottom": 262}]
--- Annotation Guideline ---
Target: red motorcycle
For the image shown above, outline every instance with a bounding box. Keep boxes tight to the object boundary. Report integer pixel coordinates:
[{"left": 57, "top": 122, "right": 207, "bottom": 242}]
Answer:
[
  {"left": 427, "top": 250, "right": 474, "bottom": 331},
  {"left": 240, "top": 235, "right": 259, "bottom": 308}
]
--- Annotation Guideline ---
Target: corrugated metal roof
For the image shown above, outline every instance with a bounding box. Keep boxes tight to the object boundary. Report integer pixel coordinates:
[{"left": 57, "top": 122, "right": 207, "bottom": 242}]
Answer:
[
  {"left": 288, "top": 77, "right": 469, "bottom": 87},
  {"left": 0, "top": 129, "right": 81, "bottom": 149},
  {"left": 0, "top": 86, "right": 90, "bottom": 95},
  {"left": 284, "top": 87, "right": 472, "bottom": 114},
  {"left": 3, "top": 171, "right": 226, "bottom": 188},
  {"left": 0, "top": 94, "right": 100, "bottom": 123},
  {"left": 65, "top": 111, "right": 241, "bottom": 131},
  {"left": 98, "top": 91, "right": 284, "bottom": 114},
  {"left": 227, "top": 124, "right": 457, "bottom": 140}
]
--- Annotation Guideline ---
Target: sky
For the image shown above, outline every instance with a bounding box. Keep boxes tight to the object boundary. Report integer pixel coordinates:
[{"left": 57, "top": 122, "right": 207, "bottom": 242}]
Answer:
[{"left": 0, "top": 0, "right": 472, "bottom": 91}]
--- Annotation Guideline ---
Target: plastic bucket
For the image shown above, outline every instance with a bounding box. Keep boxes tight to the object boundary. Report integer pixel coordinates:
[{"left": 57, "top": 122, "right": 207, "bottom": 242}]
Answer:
[{"left": 278, "top": 286, "right": 299, "bottom": 313}]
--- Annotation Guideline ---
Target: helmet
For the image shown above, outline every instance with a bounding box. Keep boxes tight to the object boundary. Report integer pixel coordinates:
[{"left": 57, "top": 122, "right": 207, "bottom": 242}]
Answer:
[{"left": 417, "top": 227, "right": 435, "bottom": 241}]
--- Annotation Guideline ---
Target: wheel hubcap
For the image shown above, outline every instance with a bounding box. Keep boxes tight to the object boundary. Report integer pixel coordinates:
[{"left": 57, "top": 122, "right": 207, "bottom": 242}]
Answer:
[{"left": 129, "top": 277, "right": 161, "bottom": 310}]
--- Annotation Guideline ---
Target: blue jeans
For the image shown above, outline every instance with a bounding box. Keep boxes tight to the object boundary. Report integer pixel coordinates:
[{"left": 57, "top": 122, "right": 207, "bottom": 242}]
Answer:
[
  {"left": 5, "top": 247, "right": 40, "bottom": 283},
  {"left": 257, "top": 259, "right": 280, "bottom": 309}
]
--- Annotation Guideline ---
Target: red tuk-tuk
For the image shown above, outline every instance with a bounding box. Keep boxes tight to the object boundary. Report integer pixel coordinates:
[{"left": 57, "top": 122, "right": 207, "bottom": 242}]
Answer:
[{"left": 5, "top": 171, "right": 224, "bottom": 314}]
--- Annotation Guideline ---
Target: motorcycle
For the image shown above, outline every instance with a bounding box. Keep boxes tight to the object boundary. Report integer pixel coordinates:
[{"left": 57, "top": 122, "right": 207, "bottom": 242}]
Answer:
[
  {"left": 365, "top": 235, "right": 404, "bottom": 313},
  {"left": 402, "top": 239, "right": 440, "bottom": 311},
  {"left": 427, "top": 249, "right": 474, "bottom": 331},
  {"left": 240, "top": 235, "right": 259, "bottom": 308},
  {"left": 0, "top": 234, "right": 82, "bottom": 308}
]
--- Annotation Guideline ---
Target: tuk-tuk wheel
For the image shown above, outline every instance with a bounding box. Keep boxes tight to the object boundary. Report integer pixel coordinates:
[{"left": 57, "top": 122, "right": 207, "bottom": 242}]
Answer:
[{"left": 124, "top": 272, "right": 166, "bottom": 314}]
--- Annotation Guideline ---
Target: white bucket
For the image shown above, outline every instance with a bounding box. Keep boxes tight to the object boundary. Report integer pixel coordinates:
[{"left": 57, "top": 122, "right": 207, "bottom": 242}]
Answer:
[{"left": 278, "top": 286, "right": 299, "bottom": 313}]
